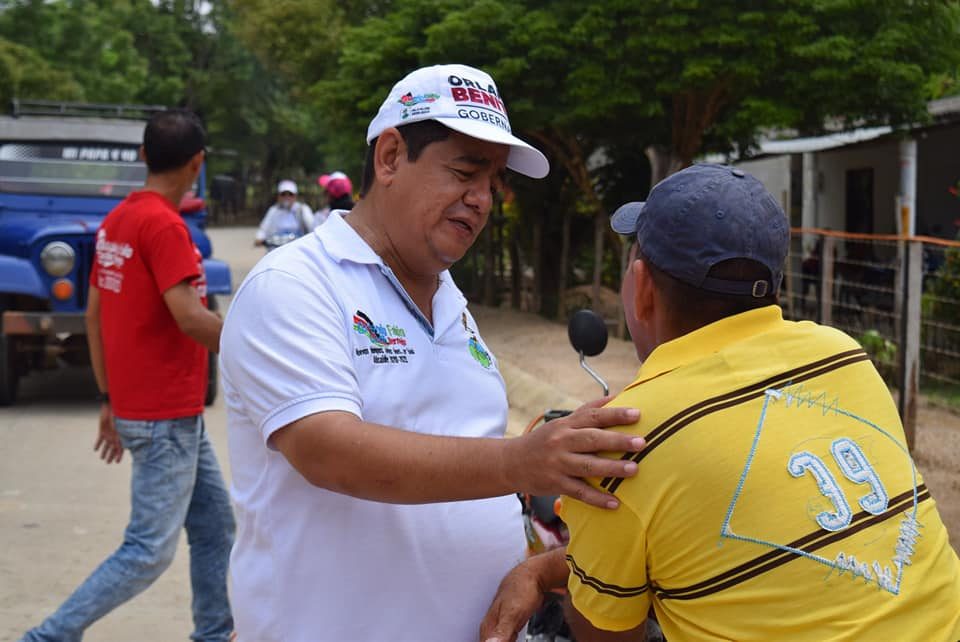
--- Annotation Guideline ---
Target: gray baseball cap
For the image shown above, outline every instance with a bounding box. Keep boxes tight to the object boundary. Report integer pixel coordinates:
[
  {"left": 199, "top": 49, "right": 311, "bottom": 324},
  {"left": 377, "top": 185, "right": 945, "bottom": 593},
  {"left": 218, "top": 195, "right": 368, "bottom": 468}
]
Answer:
[{"left": 611, "top": 163, "right": 789, "bottom": 298}]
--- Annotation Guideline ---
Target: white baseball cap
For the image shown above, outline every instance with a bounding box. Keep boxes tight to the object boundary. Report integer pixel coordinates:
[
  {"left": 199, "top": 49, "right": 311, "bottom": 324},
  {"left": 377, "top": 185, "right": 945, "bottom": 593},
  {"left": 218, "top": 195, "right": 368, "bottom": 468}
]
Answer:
[
  {"left": 366, "top": 64, "right": 549, "bottom": 179},
  {"left": 277, "top": 179, "right": 298, "bottom": 194}
]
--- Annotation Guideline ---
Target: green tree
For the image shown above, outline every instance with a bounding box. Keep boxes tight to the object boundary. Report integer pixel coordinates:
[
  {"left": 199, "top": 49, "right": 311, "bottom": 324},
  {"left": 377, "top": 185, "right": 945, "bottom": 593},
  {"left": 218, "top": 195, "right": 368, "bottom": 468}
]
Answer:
[
  {"left": 226, "top": 0, "right": 960, "bottom": 316},
  {"left": 0, "top": 0, "right": 150, "bottom": 102},
  {"left": 558, "top": 0, "right": 960, "bottom": 181},
  {"left": 189, "top": 0, "right": 958, "bottom": 316},
  {"left": 0, "top": 37, "right": 84, "bottom": 104}
]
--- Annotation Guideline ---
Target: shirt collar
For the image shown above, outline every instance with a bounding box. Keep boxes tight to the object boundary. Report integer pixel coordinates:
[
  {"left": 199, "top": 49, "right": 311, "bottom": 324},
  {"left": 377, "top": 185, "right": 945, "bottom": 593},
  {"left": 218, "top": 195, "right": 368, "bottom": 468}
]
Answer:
[
  {"left": 317, "top": 210, "right": 465, "bottom": 337},
  {"left": 632, "top": 306, "right": 785, "bottom": 385},
  {"left": 318, "top": 210, "right": 383, "bottom": 266}
]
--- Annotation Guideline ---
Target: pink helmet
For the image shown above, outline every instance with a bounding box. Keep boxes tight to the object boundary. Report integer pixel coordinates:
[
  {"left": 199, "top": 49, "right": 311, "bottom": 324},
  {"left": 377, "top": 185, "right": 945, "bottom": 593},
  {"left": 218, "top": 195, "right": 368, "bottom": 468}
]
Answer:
[{"left": 318, "top": 171, "right": 353, "bottom": 199}]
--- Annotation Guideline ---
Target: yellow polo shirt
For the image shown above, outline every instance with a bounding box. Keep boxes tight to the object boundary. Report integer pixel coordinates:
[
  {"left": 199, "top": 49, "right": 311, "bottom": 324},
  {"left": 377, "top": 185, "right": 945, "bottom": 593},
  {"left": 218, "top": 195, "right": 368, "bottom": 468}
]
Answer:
[{"left": 562, "top": 306, "right": 960, "bottom": 641}]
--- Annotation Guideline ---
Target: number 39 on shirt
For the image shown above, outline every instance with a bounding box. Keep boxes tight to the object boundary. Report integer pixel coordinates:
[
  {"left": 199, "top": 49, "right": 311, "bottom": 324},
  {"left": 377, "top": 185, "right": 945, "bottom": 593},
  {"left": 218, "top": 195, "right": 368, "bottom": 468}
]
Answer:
[{"left": 788, "top": 438, "right": 889, "bottom": 532}]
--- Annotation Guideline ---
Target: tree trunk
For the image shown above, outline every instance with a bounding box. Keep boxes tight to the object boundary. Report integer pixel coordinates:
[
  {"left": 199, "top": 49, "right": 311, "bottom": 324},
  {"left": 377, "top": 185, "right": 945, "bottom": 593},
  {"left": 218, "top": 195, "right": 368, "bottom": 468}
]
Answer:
[
  {"left": 526, "top": 130, "right": 610, "bottom": 315},
  {"left": 509, "top": 237, "right": 522, "bottom": 310},
  {"left": 261, "top": 147, "right": 280, "bottom": 213},
  {"left": 645, "top": 144, "right": 684, "bottom": 187},
  {"left": 482, "top": 217, "right": 495, "bottom": 306},
  {"left": 617, "top": 236, "right": 631, "bottom": 338},
  {"left": 557, "top": 208, "right": 572, "bottom": 319},
  {"left": 644, "top": 86, "right": 732, "bottom": 190},
  {"left": 669, "top": 85, "right": 731, "bottom": 169},
  {"left": 532, "top": 214, "right": 543, "bottom": 314},
  {"left": 495, "top": 209, "right": 504, "bottom": 287},
  {"left": 591, "top": 211, "right": 605, "bottom": 313}
]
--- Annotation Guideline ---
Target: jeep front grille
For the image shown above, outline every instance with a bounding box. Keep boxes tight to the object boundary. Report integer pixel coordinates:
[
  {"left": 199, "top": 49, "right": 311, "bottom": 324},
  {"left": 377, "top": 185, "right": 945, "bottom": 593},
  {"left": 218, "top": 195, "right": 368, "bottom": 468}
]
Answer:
[{"left": 76, "top": 237, "right": 95, "bottom": 308}]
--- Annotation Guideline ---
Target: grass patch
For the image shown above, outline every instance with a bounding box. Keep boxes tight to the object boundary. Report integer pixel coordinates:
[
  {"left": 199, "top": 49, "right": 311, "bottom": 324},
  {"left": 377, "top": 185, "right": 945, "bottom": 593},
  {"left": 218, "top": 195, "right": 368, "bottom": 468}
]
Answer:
[{"left": 920, "top": 380, "right": 960, "bottom": 412}]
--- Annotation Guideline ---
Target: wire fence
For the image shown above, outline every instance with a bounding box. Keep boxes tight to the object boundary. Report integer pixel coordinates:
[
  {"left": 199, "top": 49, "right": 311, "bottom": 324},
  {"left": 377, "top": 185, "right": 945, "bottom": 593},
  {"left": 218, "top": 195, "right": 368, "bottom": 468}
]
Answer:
[{"left": 783, "top": 228, "right": 960, "bottom": 414}]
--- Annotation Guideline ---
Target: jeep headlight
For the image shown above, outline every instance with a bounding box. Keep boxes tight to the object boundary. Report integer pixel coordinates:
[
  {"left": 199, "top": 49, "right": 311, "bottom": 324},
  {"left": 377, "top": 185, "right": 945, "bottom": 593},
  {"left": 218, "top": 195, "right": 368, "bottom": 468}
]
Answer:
[{"left": 40, "top": 241, "right": 75, "bottom": 277}]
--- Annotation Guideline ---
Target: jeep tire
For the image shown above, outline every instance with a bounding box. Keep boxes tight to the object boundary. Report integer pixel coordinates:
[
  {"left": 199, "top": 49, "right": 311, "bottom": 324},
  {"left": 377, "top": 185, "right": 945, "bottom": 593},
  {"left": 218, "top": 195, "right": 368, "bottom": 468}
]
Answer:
[{"left": 0, "top": 334, "right": 19, "bottom": 406}]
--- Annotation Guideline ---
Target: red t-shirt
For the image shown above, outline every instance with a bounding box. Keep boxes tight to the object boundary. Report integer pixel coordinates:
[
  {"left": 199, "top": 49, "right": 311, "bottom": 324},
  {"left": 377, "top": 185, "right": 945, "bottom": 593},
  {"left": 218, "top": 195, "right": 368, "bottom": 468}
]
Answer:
[{"left": 90, "top": 190, "right": 209, "bottom": 419}]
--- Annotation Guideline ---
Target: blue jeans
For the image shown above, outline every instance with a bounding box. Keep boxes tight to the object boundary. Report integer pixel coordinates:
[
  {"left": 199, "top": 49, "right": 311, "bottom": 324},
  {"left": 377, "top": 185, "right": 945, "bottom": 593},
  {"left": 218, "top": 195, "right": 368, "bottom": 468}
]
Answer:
[{"left": 22, "top": 415, "right": 235, "bottom": 642}]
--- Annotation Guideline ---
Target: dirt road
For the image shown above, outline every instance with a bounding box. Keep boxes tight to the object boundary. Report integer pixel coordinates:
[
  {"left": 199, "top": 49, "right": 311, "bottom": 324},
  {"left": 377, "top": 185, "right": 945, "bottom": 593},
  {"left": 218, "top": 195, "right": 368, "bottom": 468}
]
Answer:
[{"left": 2, "top": 226, "right": 957, "bottom": 641}]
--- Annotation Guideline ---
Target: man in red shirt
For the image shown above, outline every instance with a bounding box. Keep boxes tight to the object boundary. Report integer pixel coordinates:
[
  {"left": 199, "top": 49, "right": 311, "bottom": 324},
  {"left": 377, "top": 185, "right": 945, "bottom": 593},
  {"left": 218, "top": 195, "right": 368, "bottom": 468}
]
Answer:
[{"left": 22, "top": 110, "right": 234, "bottom": 642}]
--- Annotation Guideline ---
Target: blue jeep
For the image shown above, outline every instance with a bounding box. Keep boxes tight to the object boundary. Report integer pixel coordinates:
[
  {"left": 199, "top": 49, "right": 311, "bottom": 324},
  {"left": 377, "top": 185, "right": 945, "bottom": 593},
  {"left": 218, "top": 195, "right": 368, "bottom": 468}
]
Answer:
[{"left": 0, "top": 101, "right": 232, "bottom": 405}]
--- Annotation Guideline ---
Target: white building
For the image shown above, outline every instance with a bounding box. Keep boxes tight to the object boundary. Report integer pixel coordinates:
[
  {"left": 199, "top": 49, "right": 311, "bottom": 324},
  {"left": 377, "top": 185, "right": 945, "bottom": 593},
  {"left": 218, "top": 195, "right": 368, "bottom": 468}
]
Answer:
[{"left": 732, "top": 96, "right": 960, "bottom": 241}]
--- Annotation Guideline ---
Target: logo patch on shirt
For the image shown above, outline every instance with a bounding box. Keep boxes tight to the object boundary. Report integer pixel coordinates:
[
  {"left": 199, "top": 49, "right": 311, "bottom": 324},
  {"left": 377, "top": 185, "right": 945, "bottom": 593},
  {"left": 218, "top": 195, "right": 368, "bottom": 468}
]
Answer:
[
  {"left": 352, "top": 310, "right": 414, "bottom": 365},
  {"left": 95, "top": 228, "right": 134, "bottom": 293},
  {"left": 462, "top": 313, "right": 493, "bottom": 369},
  {"left": 469, "top": 337, "right": 492, "bottom": 369}
]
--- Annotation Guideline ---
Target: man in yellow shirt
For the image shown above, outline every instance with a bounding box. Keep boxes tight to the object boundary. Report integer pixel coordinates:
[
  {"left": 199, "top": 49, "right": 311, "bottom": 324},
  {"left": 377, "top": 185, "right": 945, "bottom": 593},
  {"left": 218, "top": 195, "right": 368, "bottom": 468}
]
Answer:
[{"left": 481, "top": 164, "right": 960, "bottom": 642}]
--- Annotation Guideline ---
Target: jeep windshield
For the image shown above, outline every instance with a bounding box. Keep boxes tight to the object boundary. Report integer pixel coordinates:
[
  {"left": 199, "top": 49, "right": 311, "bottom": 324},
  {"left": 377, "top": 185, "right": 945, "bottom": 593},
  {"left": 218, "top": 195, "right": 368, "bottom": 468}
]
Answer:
[{"left": 0, "top": 142, "right": 146, "bottom": 198}]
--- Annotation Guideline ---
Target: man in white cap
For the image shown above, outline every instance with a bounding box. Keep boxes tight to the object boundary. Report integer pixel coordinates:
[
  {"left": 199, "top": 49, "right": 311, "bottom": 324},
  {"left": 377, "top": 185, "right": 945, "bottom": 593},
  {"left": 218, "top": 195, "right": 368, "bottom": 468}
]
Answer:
[
  {"left": 253, "top": 179, "right": 315, "bottom": 249},
  {"left": 220, "top": 64, "right": 645, "bottom": 641}
]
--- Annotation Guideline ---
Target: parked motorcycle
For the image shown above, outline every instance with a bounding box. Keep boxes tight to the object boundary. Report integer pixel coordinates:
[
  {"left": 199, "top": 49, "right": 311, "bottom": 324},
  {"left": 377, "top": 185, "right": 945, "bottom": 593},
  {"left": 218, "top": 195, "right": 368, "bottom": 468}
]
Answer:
[{"left": 263, "top": 232, "right": 298, "bottom": 251}]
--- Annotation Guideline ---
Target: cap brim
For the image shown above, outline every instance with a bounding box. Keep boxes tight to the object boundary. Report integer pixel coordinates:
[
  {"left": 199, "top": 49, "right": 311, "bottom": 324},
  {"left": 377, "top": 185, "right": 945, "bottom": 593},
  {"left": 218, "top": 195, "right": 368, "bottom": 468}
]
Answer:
[
  {"left": 433, "top": 117, "right": 549, "bottom": 179},
  {"left": 610, "top": 201, "right": 645, "bottom": 235}
]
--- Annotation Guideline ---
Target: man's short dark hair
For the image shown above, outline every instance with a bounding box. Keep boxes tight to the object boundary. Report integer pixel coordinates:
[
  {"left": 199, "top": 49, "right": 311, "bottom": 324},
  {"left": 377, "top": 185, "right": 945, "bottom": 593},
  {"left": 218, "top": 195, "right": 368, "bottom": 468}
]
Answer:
[
  {"left": 143, "top": 109, "right": 206, "bottom": 173},
  {"left": 641, "top": 252, "right": 778, "bottom": 332},
  {"left": 360, "top": 120, "right": 451, "bottom": 196}
]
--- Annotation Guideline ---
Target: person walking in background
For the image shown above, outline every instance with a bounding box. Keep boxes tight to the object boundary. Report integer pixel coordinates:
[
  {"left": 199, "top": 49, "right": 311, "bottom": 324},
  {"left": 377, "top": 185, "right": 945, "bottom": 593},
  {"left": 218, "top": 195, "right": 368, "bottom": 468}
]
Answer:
[
  {"left": 21, "top": 109, "right": 235, "bottom": 642},
  {"left": 254, "top": 179, "right": 314, "bottom": 249},
  {"left": 315, "top": 170, "right": 354, "bottom": 226}
]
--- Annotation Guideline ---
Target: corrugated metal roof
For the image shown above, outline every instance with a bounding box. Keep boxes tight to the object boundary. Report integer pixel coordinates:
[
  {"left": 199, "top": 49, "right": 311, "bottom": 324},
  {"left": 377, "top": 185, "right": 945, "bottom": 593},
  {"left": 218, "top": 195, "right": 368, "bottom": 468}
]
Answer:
[
  {"left": 741, "top": 97, "right": 960, "bottom": 157},
  {"left": 929, "top": 95, "right": 960, "bottom": 117},
  {"left": 0, "top": 116, "right": 144, "bottom": 144},
  {"left": 758, "top": 126, "right": 893, "bottom": 155}
]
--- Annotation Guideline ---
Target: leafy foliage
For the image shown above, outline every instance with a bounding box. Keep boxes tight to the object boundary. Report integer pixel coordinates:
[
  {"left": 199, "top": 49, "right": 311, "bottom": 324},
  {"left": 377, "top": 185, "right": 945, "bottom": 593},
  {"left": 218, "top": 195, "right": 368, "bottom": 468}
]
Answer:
[
  {"left": 925, "top": 243, "right": 960, "bottom": 324},
  {"left": 3, "top": 0, "right": 959, "bottom": 315},
  {"left": 858, "top": 328, "right": 897, "bottom": 384},
  {"left": 0, "top": 37, "right": 84, "bottom": 104}
]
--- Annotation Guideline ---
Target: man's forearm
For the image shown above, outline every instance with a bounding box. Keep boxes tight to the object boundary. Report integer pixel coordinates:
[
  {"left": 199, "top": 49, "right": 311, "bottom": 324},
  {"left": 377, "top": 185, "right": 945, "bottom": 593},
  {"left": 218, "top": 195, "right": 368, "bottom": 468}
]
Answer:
[
  {"left": 275, "top": 412, "right": 518, "bottom": 503},
  {"left": 180, "top": 308, "right": 222, "bottom": 353},
  {"left": 85, "top": 289, "right": 108, "bottom": 394},
  {"left": 530, "top": 546, "right": 571, "bottom": 591},
  {"left": 478, "top": 546, "right": 572, "bottom": 641},
  {"left": 272, "top": 405, "right": 643, "bottom": 507},
  {"left": 163, "top": 282, "right": 223, "bottom": 353}
]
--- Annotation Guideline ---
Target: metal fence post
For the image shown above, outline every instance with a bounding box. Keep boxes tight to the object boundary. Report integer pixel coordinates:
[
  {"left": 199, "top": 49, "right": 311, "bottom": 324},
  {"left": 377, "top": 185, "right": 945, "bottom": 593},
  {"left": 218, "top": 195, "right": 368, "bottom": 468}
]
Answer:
[
  {"left": 898, "top": 239, "right": 922, "bottom": 451},
  {"left": 820, "top": 235, "right": 835, "bottom": 326}
]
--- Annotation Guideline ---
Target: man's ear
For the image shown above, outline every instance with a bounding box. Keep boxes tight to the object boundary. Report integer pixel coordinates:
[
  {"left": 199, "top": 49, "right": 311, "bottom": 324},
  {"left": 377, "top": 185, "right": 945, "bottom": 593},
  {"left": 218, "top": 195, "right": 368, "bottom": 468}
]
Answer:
[
  {"left": 633, "top": 258, "right": 656, "bottom": 322},
  {"left": 189, "top": 149, "right": 204, "bottom": 174},
  {"left": 138, "top": 145, "right": 146, "bottom": 162},
  {"left": 373, "top": 128, "right": 406, "bottom": 188},
  {"left": 180, "top": 149, "right": 204, "bottom": 184}
]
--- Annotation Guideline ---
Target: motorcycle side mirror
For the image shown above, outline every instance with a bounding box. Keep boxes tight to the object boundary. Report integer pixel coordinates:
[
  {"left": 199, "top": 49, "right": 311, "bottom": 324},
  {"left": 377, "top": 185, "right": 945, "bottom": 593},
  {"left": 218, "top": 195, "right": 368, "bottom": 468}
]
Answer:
[
  {"left": 568, "top": 309, "right": 608, "bottom": 357},
  {"left": 567, "top": 309, "right": 609, "bottom": 396}
]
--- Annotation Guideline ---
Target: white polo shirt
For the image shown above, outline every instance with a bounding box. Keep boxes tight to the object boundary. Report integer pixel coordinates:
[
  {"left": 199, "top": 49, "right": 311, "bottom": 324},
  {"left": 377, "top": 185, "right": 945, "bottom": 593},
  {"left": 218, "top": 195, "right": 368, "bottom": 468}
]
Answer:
[{"left": 221, "top": 212, "right": 526, "bottom": 642}]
